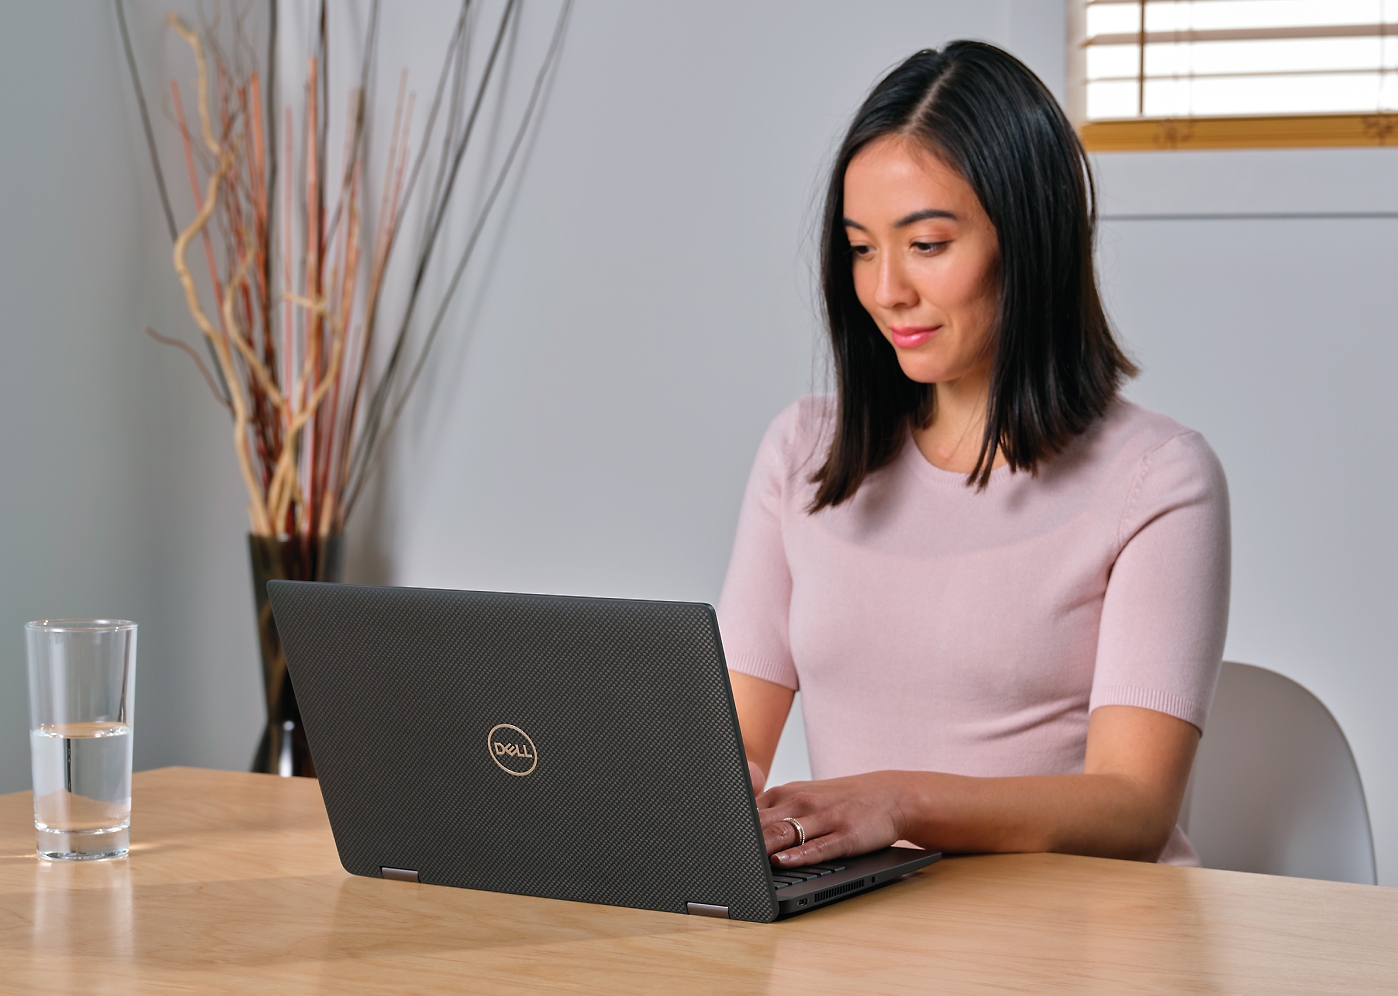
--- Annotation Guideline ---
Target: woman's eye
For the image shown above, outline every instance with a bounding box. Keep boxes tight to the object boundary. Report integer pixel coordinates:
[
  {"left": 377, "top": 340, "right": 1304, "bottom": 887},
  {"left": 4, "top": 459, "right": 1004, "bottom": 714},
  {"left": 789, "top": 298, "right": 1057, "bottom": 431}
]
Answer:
[
  {"left": 849, "top": 244, "right": 873, "bottom": 258},
  {"left": 912, "top": 240, "right": 949, "bottom": 254}
]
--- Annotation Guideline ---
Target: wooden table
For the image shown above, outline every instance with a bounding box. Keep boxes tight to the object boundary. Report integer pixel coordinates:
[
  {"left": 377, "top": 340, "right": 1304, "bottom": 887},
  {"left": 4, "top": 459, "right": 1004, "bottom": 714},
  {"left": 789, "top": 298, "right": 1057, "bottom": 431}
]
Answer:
[{"left": 1, "top": 768, "right": 1395, "bottom": 994}]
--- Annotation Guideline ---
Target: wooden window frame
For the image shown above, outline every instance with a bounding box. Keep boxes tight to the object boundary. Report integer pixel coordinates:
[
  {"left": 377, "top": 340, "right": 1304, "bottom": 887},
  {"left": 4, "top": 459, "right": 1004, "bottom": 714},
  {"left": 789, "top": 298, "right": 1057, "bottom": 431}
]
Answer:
[{"left": 1069, "top": 1, "right": 1398, "bottom": 152}]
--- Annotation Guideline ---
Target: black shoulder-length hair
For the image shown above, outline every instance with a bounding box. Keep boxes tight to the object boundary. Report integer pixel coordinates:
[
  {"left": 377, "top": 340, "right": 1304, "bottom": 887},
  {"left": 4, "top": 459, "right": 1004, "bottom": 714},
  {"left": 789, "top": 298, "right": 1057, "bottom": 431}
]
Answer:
[{"left": 809, "top": 41, "right": 1135, "bottom": 509}]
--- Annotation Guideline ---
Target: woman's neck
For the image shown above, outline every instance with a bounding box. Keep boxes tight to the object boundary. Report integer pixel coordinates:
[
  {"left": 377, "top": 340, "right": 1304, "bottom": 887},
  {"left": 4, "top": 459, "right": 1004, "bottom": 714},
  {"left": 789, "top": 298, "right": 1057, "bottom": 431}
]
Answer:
[{"left": 912, "top": 365, "right": 1007, "bottom": 475}]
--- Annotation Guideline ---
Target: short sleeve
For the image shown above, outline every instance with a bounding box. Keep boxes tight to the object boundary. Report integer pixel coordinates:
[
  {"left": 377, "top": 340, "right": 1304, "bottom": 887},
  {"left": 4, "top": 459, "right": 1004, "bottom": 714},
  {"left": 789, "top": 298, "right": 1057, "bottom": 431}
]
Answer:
[
  {"left": 1089, "top": 431, "right": 1231, "bottom": 732},
  {"left": 715, "top": 405, "right": 805, "bottom": 691}
]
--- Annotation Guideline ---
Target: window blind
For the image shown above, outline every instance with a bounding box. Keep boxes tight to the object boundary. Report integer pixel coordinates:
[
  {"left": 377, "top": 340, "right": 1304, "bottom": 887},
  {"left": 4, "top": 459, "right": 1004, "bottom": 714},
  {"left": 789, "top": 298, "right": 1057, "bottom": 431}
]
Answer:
[{"left": 1083, "top": 0, "right": 1398, "bottom": 121}]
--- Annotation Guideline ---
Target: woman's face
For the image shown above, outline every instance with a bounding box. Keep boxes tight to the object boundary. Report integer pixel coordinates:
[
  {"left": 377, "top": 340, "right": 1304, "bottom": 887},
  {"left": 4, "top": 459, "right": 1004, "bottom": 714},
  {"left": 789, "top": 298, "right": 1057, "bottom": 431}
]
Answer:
[{"left": 843, "top": 134, "right": 1000, "bottom": 387}]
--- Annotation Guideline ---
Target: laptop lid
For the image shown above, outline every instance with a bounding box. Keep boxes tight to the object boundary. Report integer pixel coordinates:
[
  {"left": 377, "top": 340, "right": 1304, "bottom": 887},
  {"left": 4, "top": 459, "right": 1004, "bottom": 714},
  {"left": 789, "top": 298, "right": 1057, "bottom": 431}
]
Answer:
[{"left": 268, "top": 581, "right": 780, "bottom": 922}]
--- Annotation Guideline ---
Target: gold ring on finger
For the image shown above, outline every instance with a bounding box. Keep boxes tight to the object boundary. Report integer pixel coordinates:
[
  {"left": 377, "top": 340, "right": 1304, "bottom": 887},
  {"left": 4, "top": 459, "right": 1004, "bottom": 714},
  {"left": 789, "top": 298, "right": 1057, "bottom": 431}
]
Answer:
[{"left": 781, "top": 816, "right": 806, "bottom": 846}]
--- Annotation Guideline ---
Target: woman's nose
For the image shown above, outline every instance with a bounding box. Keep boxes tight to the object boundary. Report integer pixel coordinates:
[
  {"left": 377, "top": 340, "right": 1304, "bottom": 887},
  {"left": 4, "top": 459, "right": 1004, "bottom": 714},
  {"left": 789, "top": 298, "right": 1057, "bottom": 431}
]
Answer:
[{"left": 874, "top": 256, "right": 917, "bottom": 311}]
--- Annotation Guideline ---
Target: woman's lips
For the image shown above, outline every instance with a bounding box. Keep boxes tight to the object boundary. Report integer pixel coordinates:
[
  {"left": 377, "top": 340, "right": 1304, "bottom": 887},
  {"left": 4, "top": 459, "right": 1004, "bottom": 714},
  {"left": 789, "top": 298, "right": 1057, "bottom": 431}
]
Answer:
[{"left": 889, "top": 325, "right": 940, "bottom": 349}]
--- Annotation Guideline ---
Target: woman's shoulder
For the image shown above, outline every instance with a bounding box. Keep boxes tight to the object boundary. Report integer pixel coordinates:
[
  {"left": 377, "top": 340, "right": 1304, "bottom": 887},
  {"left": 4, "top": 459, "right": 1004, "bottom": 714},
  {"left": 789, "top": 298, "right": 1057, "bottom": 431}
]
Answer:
[
  {"left": 738, "top": 396, "right": 837, "bottom": 508},
  {"left": 757, "top": 395, "right": 836, "bottom": 468},
  {"left": 769, "top": 393, "right": 835, "bottom": 434},
  {"left": 1092, "top": 399, "right": 1228, "bottom": 520},
  {"left": 1101, "top": 399, "right": 1222, "bottom": 469}
]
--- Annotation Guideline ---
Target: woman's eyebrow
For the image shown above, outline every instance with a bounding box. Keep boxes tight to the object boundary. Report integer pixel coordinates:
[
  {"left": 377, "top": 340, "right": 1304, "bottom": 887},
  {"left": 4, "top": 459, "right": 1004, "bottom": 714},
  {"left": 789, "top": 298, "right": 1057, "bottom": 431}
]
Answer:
[
  {"left": 843, "top": 208, "right": 958, "bottom": 232},
  {"left": 894, "top": 208, "right": 957, "bottom": 227}
]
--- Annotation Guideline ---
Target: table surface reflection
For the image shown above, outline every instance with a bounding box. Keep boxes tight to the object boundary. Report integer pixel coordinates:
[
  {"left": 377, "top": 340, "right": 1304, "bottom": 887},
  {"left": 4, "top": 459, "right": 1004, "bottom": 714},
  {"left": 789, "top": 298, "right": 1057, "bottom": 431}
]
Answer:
[{"left": 1, "top": 767, "right": 1395, "bottom": 994}]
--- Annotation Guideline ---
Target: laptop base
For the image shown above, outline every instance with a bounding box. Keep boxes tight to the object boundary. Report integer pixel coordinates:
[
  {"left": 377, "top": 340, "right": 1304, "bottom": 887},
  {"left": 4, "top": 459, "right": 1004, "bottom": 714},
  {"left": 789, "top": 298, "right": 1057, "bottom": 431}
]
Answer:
[{"left": 773, "top": 846, "right": 941, "bottom": 918}]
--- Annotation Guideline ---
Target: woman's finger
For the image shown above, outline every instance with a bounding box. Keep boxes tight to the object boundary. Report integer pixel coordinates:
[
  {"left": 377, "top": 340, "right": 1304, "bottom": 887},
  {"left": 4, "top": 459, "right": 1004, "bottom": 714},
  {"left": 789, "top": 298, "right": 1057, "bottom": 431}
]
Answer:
[
  {"left": 760, "top": 810, "right": 827, "bottom": 856},
  {"left": 755, "top": 779, "right": 815, "bottom": 810},
  {"left": 757, "top": 790, "right": 818, "bottom": 823},
  {"left": 761, "top": 817, "right": 798, "bottom": 855},
  {"left": 772, "top": 828, "right": 859, "bottom": 868}
]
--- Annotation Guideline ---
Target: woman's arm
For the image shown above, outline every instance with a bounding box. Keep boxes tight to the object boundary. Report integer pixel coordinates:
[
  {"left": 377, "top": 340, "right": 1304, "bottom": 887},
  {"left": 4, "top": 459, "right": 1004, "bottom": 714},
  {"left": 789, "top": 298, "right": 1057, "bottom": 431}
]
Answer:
[
  {"left": 755, "top": 704, "right": 1199, "bottom": 867},
  {"left": 730, "top": 671, "right": 794, "bottom": 795},
  {"left": 715, "top": 405, "right": 809, "bottom": 795}
]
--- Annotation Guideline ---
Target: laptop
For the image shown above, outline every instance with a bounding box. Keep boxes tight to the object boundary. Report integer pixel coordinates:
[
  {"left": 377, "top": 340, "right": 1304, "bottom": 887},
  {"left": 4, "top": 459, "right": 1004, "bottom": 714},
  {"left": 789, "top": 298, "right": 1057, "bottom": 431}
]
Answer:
[{"left": 267, "top": 581, "right": 940, "bottom": 922}]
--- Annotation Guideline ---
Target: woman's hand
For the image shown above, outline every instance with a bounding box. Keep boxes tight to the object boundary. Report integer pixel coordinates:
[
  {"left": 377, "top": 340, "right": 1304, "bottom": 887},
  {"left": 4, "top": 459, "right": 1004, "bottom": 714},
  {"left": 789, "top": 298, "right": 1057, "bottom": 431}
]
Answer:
[{"left": 757, "top": 771, "right": 909, "bottom": 868}]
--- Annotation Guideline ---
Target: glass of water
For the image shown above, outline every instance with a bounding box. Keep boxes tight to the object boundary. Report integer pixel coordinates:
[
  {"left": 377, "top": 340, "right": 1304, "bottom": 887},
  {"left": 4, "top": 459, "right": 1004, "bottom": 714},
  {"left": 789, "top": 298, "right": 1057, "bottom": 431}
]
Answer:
[{"left": 26, "top": 619, "right": 137, "bottom": 860}]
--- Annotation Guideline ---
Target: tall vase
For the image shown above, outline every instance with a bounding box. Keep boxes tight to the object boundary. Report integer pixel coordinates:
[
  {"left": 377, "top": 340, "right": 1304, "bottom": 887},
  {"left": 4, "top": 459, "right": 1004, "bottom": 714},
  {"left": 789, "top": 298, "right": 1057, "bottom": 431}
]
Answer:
[{"left": 248, "top": 533, "right": 344, "bottom": 776}]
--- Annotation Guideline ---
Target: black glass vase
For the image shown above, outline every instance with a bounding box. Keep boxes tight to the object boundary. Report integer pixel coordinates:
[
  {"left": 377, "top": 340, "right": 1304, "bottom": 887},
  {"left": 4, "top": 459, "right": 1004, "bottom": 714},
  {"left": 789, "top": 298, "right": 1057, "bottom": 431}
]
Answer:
[{"left": 248, "top": 533, "right": 344, "bottom": 776}]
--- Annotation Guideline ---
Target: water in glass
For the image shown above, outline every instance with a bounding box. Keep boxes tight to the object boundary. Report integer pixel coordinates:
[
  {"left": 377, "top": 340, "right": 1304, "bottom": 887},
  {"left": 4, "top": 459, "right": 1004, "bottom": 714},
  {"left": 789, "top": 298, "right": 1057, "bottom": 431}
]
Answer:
[{"left": 30, "top": 721, "right": 133, "bottom": 859}]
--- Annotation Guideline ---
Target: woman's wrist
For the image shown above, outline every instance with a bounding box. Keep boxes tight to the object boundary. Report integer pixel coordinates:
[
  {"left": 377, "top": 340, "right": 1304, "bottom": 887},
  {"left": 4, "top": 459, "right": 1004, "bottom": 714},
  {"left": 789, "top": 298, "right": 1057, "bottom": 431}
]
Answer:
[
  {"left": 886, "top": 769, "right": 949, "bottom": 849},
  {"left": 884, "top": 769, "right": 1039, "bottom": 855}
]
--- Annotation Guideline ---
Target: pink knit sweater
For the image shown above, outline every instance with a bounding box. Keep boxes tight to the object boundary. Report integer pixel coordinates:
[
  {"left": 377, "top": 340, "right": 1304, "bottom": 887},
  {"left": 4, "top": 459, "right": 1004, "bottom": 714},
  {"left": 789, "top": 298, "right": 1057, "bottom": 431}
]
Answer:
[{"left": 717, "top": 396, "right": 1230, "bottom": 864}]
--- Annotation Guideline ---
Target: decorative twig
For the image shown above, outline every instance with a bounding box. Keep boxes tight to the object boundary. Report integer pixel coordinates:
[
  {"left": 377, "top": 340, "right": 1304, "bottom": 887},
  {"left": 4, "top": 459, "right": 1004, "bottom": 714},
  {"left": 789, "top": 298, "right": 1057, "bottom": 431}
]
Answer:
[
  {"left": 336, "top": 84, "right": 414, "bottom": 518},
  {"left": 347, "top": 0, "right": 520, "bottom": 504},
  {"left": 172, "top": 149, "right": 271, "bottom": 534},
  {"left": 220, "top": 241, "right": 273, "bottom": 515},
  {"left": 171, "top": 81, "right": 227, "bottom": 320},
  {"left": 115, "top": 0, "right": 178, "bottom": 242},
  {"left": 169, "top": 15, "right": 272, "bottom": 536},
  {"left": 145, "top": 326, "right": 232, "bottom": 409},
  {"left": 268, "top": 293, "right": 345, "bottom": 532},
  {"left": 346, "top": 0, "right": 573, "bottom": 516},
  {"left": 321, "top": 0, "right": 380, "bottom": 249},
  {"left": 168, "top": 14, "right": 221, "bottom": 156}
]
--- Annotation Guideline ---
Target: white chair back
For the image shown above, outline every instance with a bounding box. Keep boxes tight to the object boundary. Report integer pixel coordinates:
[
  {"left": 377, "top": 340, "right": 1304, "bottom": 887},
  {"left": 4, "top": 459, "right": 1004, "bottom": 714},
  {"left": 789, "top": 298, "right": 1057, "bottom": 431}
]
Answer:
[{"left": 1181, "top": 661, "right": 1376, "bottom": 884}]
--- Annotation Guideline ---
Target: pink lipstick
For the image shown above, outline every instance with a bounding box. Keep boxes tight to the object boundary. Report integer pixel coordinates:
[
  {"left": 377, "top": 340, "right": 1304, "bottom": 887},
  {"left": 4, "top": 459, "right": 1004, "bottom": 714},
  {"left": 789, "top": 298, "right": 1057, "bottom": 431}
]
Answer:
[{"left": 889, "top": 325, "right": 939, "bottom": 349}]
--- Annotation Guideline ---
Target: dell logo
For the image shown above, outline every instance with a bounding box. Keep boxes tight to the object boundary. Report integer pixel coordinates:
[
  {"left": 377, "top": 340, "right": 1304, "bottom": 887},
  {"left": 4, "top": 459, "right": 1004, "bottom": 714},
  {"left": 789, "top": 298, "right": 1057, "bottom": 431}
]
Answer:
[{"left": 487, "top": 723, "right": 538, "bottom": 776}]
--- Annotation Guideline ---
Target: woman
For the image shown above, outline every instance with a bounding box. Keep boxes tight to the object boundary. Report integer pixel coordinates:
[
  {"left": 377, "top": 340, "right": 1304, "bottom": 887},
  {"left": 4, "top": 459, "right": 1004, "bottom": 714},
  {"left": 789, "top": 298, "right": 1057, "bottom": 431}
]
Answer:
[{"left": 718, "top": 42, "right": 1230, "bottom": 870}]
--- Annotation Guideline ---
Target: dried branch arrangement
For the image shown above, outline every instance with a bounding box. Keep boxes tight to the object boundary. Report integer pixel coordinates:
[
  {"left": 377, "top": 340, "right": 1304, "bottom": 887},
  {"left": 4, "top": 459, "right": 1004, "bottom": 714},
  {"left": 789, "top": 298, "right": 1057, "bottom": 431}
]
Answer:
[{"left": 117, "top": 0, "right": 571, "bottom": 538}]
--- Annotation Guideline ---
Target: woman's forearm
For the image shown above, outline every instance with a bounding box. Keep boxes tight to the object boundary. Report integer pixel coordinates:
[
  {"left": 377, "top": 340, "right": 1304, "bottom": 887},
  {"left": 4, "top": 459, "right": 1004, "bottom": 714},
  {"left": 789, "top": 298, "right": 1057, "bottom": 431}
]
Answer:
[
  {"left": 896, "top": 769, "right": 1180, "bottom": 862},
  {"left": 729, "top": 670, "right": 795, "bottom": 786}
]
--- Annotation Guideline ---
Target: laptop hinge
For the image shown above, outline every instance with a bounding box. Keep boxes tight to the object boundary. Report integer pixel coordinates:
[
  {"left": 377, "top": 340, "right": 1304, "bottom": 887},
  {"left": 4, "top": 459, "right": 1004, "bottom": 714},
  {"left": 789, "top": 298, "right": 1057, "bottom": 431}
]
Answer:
[
  {"left": 685, "top": 902, "right": 729, "bottom": 918},
  {"left": 381, "top": 867, "right": 420, "bottom": 883}
]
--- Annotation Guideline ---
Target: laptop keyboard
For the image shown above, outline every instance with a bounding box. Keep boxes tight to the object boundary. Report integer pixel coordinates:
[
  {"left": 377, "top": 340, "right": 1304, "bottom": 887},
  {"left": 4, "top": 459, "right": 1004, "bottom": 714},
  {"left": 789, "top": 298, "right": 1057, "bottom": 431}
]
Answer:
[{"left": 771, "top": 863, "right": 846, "bottom": 890}]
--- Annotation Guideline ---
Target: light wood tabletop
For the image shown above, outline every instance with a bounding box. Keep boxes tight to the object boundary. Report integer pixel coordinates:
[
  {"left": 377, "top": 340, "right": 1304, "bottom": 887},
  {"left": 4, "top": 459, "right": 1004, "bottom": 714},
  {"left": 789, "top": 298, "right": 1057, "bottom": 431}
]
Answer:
[{"left": 1, "top": 767, "right": 1395, "bottom": 994}]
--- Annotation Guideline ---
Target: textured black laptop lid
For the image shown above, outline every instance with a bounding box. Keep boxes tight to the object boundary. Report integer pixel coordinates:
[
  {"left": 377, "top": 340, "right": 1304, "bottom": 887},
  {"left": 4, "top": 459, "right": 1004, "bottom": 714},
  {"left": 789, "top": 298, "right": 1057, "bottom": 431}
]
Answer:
[{"left": 268, "top": 582, "right": 779, "bottom": 922}]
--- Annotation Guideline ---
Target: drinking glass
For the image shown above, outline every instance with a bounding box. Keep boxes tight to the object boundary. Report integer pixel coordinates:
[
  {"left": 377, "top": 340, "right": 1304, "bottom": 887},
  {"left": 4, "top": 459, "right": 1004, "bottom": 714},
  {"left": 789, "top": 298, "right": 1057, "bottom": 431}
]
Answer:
[{"left": 26, "top": 619, "right": 137, "bottom": 860}]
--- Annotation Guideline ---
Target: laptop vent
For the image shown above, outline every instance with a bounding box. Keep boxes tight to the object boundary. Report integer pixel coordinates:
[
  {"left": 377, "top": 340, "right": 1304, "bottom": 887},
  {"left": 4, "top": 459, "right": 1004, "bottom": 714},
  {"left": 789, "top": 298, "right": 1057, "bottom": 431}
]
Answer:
[{"left": 813, "top": 878, "right": 865, "bottom": 904}]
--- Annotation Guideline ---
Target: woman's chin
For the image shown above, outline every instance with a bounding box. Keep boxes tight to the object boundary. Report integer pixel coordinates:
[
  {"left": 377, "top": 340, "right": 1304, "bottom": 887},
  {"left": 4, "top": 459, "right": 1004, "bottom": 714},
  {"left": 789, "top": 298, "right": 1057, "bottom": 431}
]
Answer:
[{"left": 895, "top": 356, "right": 955, "bottom": 385}]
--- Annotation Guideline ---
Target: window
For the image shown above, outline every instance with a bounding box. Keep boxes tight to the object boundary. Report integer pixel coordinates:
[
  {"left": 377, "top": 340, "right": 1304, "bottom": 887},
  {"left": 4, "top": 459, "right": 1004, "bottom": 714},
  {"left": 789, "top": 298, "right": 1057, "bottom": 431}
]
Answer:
[{"left": 1070, "top": 0, "right": 1398, "bottom": 149}]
